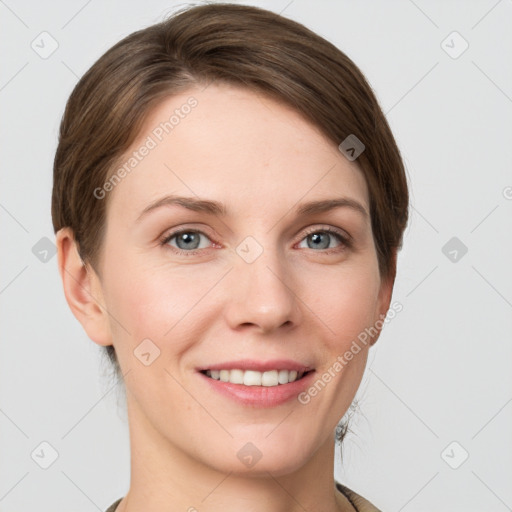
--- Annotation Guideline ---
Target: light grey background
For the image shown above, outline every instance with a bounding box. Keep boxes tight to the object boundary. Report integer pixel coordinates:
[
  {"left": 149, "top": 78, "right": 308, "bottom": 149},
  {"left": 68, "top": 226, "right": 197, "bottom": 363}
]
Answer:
[{"left": 1, "top": 0, "right": 511, "bottom": 510}]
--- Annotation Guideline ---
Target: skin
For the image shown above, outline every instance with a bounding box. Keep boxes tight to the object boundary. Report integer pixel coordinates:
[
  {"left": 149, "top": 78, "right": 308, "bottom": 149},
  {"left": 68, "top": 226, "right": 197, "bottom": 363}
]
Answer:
[{"left": 57, "top": 83, "right": 395, "bottom": 512}]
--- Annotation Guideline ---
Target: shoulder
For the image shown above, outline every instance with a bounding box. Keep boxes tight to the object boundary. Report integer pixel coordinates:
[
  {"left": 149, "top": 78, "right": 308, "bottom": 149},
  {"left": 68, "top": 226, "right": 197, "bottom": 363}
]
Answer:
[{"left": 336, "top": 482, "right": 383, "bottom": 512}]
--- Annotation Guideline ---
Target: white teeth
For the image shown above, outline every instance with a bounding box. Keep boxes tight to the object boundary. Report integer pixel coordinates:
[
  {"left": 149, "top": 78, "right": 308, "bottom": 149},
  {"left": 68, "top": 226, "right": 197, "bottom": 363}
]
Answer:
[
  {"left": 205, "top": 368, "right": 304, "bottom": 386},
  {"left": 261, "top": 370, "right": 278, "bottom": 386},
  {"left": 243, "top": 370, "right": 261, "bottom": 386},
  {"left": 278, "top": 369, "right": 289, "bottom": 384},
  {"left": 230, "top": 369, "right": 244, "bottom": 384}
]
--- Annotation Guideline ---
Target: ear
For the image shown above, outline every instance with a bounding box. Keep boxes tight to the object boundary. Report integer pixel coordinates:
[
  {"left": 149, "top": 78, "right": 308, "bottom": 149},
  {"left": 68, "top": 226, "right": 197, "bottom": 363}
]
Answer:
[
  {"left": 370, "top": 249, "right": 397, "bottom": 347},
  {"left": 55, "top": 227, "right": 112, "bottom": 346}
]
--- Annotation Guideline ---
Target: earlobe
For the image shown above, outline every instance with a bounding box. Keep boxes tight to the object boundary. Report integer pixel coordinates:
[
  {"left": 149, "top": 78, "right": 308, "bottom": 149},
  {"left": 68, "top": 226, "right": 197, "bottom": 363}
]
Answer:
[{"left": 55, "top": 227, "right": 112, "bottom": 346}]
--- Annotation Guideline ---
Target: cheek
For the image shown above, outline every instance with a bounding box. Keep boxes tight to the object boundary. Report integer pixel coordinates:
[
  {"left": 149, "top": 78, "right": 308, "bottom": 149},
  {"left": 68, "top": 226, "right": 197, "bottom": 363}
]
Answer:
[
  {"left": 103, "top": 261, "right": 218, "bottom": 354},
  {"left": 310, "top": 263, "right": 382, "bottom": 347}
]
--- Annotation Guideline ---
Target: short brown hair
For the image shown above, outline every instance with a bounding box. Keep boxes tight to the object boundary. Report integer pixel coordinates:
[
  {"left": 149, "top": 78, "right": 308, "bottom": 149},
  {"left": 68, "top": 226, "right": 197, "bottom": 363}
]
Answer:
[{"left": 52, "top": 2, "right": 408, "bottom": 382}]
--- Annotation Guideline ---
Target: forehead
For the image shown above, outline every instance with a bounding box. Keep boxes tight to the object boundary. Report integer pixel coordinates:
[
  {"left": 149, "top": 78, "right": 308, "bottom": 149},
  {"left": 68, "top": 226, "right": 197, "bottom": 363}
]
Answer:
[{"left": 107, "top": 83, "right": 369, "bottom": 220}]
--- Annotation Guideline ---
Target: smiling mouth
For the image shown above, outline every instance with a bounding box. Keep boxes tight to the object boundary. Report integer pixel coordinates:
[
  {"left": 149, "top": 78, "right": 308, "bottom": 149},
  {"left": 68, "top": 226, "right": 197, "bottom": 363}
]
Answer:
[{"left": 200, "top": 368, "right": 313, "bottom": 387}]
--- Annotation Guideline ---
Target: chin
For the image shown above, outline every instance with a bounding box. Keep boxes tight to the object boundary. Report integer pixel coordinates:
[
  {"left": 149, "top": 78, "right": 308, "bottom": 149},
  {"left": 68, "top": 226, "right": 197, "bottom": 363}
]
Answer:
[
  {"left": 212, "top": 455, "right": 310, "bottom": 479},
  {"left": 198, "top": 433, "right": 318, "bottom": 478}
]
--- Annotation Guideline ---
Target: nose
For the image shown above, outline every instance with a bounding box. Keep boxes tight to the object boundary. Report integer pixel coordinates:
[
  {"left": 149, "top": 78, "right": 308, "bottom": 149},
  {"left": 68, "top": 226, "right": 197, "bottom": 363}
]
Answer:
[{"left": 223, "top": 243, "right": 302, "bottom": 334}]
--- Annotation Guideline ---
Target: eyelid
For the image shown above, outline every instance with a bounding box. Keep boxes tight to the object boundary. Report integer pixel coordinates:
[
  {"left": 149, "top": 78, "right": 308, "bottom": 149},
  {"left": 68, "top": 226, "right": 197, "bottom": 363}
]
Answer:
[{"left": 299, "top": 225, "right": 351, "bottom": 243}]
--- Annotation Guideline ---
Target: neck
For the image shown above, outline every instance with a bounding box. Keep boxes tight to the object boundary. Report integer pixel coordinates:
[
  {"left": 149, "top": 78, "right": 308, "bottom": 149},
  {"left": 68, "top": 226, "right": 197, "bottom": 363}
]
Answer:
[{"left": 115, "top": 395, "right": 353, "bottom": 512}]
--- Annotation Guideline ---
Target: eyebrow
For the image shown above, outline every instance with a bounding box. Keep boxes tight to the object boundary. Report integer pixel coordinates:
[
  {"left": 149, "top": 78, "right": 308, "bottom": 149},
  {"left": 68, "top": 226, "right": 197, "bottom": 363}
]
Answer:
[{"left": 135, "top": 194, "right": 368, "bottom": 223}]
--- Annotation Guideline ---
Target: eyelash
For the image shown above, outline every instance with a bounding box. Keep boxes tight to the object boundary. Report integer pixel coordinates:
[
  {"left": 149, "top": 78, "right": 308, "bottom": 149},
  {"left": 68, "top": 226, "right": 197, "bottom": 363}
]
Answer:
[{"left": 159, "top": 226, "right": 351, "bottom": 257}]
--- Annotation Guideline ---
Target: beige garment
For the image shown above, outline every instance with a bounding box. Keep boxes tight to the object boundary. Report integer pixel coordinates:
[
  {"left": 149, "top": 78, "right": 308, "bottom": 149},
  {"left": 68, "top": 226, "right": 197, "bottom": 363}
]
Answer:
[
  {"left": 336, "top": 482, "right": 383, "bottom": 511},
  {"left": 105, "top": 483, "right": 382, "bottom": 512},
  {"left": 105, "top": 497, "right": 122, "bottom": 512}
]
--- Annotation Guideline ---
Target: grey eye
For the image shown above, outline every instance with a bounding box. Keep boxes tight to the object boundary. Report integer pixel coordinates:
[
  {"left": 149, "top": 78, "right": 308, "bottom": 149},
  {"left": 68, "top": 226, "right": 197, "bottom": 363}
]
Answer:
[{"left": 167, "top": 231, "right": 210, "bottom": 251}]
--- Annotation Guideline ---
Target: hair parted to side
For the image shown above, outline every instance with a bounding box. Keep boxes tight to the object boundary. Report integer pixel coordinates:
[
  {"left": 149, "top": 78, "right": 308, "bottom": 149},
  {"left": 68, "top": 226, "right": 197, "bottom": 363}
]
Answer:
[{"left": 52, "top": 2, "right": 409, "bottom": 440}]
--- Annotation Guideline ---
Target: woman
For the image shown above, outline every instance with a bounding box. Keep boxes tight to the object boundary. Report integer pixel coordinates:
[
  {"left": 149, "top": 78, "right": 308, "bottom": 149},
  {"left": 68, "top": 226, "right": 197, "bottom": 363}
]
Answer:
[{"left": 52, "top": 3, "right": 408, "bottom": 511}]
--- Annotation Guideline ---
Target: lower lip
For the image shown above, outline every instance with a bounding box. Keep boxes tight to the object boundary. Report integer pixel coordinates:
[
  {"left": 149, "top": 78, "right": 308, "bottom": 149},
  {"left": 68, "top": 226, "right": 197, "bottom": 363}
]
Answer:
[{"left": 198, "top": 371, "right": 316, "bottom": 407}]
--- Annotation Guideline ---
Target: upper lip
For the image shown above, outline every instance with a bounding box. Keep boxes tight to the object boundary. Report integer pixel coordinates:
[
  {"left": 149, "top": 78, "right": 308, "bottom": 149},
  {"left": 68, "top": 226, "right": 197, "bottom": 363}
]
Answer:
[{"left": 197, "top": 359, "right": 314, "bottom": 373}]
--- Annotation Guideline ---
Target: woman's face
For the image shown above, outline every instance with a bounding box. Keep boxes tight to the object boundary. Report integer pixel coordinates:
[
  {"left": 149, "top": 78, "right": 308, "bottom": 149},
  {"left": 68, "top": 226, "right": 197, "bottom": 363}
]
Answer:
[{"left": 88, "top": 83, "right": 393, "bottom": 476}]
